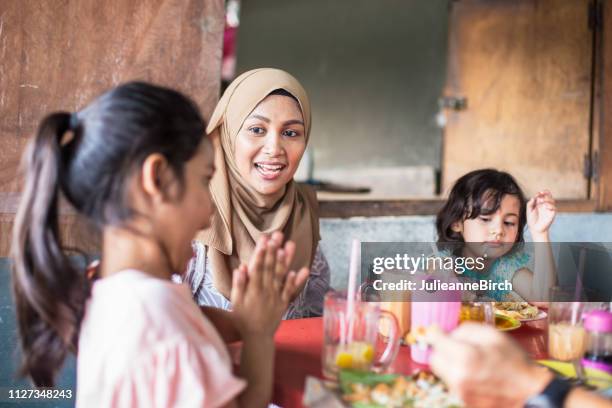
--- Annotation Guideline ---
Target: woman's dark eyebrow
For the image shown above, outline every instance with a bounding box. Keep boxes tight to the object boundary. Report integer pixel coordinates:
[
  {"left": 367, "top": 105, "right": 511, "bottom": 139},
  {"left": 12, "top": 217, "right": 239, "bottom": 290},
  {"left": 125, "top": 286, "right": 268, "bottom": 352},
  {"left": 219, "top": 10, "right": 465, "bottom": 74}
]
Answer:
[
  {"left": 505, "top": 213, "right": 519, "bottom": 217},
  {"left": 283, "top": 119, "right": 304, "bottom": 126},
  {"left": 247, "top": 114, "right": 270, "bottom": 123}
]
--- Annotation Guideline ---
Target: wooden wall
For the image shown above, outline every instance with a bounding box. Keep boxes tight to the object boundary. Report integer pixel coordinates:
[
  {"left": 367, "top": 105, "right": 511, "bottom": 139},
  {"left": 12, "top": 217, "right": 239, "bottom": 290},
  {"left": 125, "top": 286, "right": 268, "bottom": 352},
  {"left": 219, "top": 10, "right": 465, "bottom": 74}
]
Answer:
[{"left": 0, "top": 0, "right": 225, "bottom": 256}]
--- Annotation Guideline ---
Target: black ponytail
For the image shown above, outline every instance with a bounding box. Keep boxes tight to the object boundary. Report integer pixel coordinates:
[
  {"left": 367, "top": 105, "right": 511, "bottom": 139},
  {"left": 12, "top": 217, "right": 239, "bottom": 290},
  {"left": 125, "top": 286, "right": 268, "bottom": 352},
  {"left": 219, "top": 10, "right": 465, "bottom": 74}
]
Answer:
[
  {"left": 11, "top": 82, "right": 205, "bottom": 387},
  {"left": 11, "top": 112, "right": 89, "bottom": 386}
]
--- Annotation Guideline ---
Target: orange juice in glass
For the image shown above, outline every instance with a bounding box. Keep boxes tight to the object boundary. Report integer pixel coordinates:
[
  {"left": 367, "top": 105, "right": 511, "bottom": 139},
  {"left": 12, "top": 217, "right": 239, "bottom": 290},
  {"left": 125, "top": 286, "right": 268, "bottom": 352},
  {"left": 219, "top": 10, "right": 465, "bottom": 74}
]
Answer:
[
  {"left": 548, "top": 302, "right": 587, "bottom": 361},
  {"left": 459, "top": 301, "right": 494, "bottom": 325},
  {"left": 374, "top": 270, "right": 411, "bottom": 341},
  {"left": 548, "top": 287, "right": 590, "bottom": 361},
  {"left": 379, "top": 301, "right": 411, "bottom": 342},
  {"left": 549, "top": 322, "right": 587, "bottom": 361}
]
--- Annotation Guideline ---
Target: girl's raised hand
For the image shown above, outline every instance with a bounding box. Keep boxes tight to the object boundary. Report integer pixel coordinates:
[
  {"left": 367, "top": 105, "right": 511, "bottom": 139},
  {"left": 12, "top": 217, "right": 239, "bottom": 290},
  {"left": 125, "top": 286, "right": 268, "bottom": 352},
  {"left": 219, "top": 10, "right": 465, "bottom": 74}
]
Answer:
[
  {"left": 526, "top": 190, "right": 556, "bottom": 240},
  {"left": 230, "top": 233, "right": 309, "bottom": 337}
]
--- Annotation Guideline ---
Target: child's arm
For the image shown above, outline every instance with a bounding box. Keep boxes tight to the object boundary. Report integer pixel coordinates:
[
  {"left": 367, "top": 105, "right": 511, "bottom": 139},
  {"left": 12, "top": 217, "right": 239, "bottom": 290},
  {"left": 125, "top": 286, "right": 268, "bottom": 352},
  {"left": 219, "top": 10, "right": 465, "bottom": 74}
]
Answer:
[
  {"left": 200, "top": 306, "right": 242, "bottom": 343},
  {"left": 230, "top": 233, "right": 309, "bottom": 408},
  {"left": 512, "top": 191, "right": 557, "bottom": 300},
  {"left": 200, "top": 239, "right": 305, "bottom": 343}
]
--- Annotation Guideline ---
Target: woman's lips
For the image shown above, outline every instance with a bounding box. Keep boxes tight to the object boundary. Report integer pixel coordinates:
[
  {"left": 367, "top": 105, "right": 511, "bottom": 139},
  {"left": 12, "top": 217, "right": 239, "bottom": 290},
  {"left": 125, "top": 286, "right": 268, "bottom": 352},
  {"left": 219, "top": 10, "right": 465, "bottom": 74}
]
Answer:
[{"left": 254, "top": 162, "right": 286, "bottom": 180}]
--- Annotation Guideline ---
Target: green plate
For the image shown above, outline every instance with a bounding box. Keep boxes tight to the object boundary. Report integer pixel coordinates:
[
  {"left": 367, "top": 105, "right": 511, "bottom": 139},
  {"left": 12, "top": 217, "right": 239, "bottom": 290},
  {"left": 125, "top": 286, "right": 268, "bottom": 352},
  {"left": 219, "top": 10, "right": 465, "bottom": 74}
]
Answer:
[{"left": 495, "top": 313, "right": 521, "bottom": 331}]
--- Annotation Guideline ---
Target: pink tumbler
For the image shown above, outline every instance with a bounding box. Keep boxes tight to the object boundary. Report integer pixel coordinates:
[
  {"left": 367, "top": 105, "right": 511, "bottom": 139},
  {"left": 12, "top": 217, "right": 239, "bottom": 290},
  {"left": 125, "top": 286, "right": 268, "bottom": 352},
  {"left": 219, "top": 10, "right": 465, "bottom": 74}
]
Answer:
[{"left": 410, "top": 274, "right": 461, "bottom": 365}]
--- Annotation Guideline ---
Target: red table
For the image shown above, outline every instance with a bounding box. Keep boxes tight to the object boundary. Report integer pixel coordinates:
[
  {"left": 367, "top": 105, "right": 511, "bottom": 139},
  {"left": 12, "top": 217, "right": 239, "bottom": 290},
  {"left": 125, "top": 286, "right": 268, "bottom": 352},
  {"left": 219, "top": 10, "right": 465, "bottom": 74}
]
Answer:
[{"left": 272, "top": 317, "right": 548, "bottom": 407}]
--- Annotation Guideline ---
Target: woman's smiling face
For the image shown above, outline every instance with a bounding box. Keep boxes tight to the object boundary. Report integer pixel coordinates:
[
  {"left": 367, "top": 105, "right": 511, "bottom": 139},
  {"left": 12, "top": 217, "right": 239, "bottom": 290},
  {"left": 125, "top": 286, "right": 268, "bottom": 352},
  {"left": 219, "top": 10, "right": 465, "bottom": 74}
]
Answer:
[{"left": 234, "top": 93, "right": 306, "bottom": 195}]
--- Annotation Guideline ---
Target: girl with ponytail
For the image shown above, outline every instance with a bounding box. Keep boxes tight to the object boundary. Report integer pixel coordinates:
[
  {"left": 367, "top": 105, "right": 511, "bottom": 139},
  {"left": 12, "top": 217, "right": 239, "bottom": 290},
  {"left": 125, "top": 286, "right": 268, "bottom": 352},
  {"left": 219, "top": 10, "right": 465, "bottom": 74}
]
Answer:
[
  {"left": 12, "top": 112, "right": 87, "bottom": 387},
  {"left": 11, "top": 82, "right": 309, "bottom": 407}
]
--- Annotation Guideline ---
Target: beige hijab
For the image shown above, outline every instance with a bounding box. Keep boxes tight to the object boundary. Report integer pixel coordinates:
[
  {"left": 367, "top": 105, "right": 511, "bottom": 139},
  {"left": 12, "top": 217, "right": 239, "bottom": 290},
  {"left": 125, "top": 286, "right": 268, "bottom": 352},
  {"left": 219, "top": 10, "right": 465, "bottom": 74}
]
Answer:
[{"left": 196, "top": 68, "right": 320, "bottom": 284}]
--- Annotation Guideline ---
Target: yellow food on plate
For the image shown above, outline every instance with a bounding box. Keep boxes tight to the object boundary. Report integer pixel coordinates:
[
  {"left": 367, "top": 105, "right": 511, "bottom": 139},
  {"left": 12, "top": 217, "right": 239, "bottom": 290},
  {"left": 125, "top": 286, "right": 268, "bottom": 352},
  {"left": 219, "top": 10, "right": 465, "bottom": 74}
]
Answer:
[{"left": 495, "top": 301, "right": 538, "bottom": 320}]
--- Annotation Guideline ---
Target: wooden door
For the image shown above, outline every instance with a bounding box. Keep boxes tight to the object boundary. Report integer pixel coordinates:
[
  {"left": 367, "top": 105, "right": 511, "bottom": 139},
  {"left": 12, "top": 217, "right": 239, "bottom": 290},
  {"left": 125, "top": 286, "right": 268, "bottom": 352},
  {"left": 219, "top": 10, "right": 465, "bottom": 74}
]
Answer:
[{"left": 441, "top": 0, "right": 593, "bottom": 199}]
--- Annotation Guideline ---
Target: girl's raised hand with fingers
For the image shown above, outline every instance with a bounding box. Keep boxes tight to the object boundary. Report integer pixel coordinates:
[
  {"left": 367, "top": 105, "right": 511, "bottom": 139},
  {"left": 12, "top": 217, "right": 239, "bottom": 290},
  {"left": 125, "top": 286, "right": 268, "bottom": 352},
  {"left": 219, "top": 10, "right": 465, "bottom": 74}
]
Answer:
[
  {"left": 230, "top": 232, "right": 309, "bottom": 336},
  {"left": 229, "top": 232, "right": 309, "bottom": 408},
  {"left": 527, "top": 190, "right": 556, "bottom": 241}
]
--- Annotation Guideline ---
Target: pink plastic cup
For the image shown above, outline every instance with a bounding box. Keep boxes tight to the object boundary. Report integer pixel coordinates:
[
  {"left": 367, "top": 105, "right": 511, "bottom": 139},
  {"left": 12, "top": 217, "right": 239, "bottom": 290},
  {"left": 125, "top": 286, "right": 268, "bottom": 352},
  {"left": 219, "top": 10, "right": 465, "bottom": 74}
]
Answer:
[
  {"left": 409, "top": 273, "right": 461, "bottom": 365},
  {"left": 410, "top": 301, "right": 461, "bottom": 364}
]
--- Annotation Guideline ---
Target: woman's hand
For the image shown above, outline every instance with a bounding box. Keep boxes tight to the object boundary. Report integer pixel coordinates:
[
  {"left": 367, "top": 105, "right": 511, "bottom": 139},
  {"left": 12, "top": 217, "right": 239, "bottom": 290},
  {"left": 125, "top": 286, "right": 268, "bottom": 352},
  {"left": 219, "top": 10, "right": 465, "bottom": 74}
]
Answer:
[
  {"left": 527, "top": 190, "right": 556, "bottom": 241},
  {"left": 230, "top": 232, "right": 309, "bottom": 337},
  {"left": 430, "top": 323, "right": 552, "bottom": 408}
]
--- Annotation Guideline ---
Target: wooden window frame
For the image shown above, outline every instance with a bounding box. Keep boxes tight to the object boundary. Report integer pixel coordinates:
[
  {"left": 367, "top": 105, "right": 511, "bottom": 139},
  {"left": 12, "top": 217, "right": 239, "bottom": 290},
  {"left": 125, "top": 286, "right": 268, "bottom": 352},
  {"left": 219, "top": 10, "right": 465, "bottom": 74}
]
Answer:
[
  {"left": 596, "top": 0, "right": 612, "bottom": 212},
  {"left": 319, "top": 0, "right": 612, "bottom": 218}
]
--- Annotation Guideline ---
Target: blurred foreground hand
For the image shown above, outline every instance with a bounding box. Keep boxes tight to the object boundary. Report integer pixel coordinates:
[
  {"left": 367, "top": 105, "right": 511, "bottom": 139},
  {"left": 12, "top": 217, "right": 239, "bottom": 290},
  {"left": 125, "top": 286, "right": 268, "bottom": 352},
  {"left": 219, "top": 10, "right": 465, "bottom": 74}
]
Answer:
[{"left": 430, "top": 323, "right": 552, "bottom": 408}]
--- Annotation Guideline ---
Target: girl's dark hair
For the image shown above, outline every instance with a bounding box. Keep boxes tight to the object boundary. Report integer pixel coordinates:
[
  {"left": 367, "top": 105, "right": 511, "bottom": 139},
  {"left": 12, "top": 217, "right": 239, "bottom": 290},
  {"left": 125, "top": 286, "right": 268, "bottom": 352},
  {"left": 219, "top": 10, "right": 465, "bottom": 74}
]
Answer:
[
  {"left": 11, "top": 82, "right": 206, "bottom": 386},
  {"left": 436, "top": 169, "right": 527, "bottom": 243}
]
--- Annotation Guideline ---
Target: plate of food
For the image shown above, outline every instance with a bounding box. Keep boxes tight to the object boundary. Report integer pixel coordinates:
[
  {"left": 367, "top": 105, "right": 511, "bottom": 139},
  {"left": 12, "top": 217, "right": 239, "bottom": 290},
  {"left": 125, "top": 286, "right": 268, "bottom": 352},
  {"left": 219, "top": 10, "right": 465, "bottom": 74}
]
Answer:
[
  {"left": 516, "top": 309, "right": 547, "bottom": 322},
  {"left": 494, "top": 313, "right": 521, "bottom": 331},
  {"left": 495, "top": 302, "right": 547, "bottom": 322},
  {"left": 339, "top": 369, "right": 464, "bottom": 408}
]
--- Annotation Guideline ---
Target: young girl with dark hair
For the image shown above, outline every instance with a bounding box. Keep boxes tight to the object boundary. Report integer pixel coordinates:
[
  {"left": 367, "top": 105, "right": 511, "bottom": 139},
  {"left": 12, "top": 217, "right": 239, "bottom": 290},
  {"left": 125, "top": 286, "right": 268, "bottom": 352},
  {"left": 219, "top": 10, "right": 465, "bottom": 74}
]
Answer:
[
  {"left": 11, "top": 82, "right": 308, "bottom": 407},
  {"left": 435, "top": 169, "right": 557, "bottom": 301}
]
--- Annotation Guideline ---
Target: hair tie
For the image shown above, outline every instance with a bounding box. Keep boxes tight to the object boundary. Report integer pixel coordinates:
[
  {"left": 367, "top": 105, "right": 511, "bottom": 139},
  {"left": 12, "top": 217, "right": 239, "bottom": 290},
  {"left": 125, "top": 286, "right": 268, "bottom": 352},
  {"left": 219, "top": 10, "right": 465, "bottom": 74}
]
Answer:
[{"left": 69, "top": 113, "right": 79, "bottom": 130}]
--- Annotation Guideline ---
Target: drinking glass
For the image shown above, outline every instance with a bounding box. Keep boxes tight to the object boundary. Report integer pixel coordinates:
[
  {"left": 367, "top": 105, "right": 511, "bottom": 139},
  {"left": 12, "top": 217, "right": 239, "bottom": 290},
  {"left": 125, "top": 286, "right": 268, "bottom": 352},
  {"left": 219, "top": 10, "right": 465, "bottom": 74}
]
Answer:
[
  {"left": 548, "top": 302, "right": 588, "bottom": 361},
  {"left": 379, "top": 301, "right": 411, "bottom": 342},
  {"left": 547, "top": 286, "right": 596, "bottom": 383},
  {"left": 548, "top": 287, "right": 592, "bottom": 362},
  {"left": 459, "top": 301, "right": 494, "bottom": 325},
  {"left": 322, "top": 292, "right": 401, "bottom": 381}
]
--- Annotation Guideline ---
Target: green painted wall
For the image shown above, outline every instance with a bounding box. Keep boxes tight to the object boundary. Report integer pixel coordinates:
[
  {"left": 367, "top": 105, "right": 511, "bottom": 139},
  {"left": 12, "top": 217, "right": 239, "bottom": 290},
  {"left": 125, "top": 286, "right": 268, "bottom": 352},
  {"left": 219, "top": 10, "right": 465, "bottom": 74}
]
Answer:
[
  {"left": 1, "top": 259, "right": 75, "bottom": 407},
  {"left": 236, "top": 0, "right": 450, "bottom": 173}
]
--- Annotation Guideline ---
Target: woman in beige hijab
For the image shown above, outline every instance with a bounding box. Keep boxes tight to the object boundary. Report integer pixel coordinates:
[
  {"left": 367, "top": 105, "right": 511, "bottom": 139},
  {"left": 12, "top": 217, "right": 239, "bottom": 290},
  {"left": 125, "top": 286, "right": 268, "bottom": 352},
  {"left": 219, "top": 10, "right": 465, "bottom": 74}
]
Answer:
[{"left": 186, "top": 68, "right": 330, "bottom": 319}]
